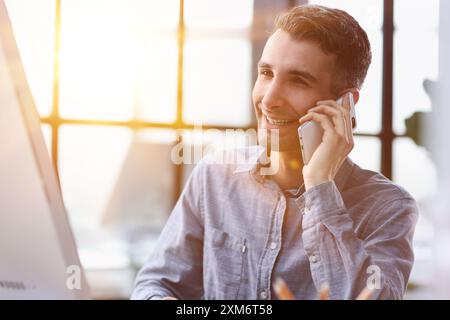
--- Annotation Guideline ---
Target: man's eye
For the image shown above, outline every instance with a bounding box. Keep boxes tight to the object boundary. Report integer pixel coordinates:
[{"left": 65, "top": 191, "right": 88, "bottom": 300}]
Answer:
[
  {"left": 292, "top": 77, "right": 308, "bottom": 85},
  {"left": 259, "top": 69, "right": 272, "bottom": 77}
]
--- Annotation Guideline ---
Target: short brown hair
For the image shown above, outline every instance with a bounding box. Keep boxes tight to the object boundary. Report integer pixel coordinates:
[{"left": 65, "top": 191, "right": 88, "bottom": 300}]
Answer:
[{"left": 274, "top": 5, "right": 372, "bottom": 93}]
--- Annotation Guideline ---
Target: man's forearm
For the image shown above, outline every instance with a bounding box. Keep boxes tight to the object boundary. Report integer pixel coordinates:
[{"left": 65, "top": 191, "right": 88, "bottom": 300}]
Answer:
[{"left": 296, "top": 181, "right": 417, "bottom": 299}]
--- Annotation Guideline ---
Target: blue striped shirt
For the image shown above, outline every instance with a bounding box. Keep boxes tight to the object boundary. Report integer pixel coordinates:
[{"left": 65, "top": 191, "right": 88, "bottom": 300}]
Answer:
[{"left": 131, "top": 147, "right": 418, "bottom": 300}]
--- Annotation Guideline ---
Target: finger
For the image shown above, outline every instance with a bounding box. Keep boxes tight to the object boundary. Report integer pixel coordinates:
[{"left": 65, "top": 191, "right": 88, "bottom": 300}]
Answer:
[
  {"left": 318, "top": 283, "right": 330, "bottom": 300},
  {"left": 317, "top": 96, "right": 351, "bottom": 115},
  {"left": 321, "top": 95, "right": 353, "bottom": 146},
  {"left": 299, "top": 111, "right": 335, "bottom": 133},
  {"left": 307, "top": 105, "right": 347, "bottom": 141},
  {"left": 299, "top": 112, "right": 313, "bottom": 124},
  {"left": 316, "top": 99, "right": 338, "bottom": 107}
]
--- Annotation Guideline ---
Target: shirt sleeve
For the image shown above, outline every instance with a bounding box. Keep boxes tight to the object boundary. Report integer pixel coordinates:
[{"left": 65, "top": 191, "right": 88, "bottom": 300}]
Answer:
[
  {"left": 296, "top": 181, "right": 418, "bottom": 300},
  {"left": 130, "top": 163, "right": 205, "bottom": 300}
]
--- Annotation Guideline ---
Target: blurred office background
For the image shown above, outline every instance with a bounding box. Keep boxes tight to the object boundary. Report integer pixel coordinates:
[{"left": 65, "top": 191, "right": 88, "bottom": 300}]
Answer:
[{"left": 4, "top": 0, "right": 446, "bottom": 298}]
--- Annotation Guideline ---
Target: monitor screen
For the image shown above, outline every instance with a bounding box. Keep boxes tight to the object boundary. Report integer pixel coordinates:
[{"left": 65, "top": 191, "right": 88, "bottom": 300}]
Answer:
[{"left": 0, "top": 0, "right": 89, "bottom": 299}]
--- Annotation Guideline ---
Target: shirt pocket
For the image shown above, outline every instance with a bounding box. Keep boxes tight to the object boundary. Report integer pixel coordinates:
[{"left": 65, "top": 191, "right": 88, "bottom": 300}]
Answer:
[{"left": 203, "top": 227, "right": 246, "bottom": 300}]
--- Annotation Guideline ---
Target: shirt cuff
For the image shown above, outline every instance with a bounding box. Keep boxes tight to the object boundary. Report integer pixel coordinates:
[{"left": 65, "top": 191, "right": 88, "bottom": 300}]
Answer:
[{"left": 295, "top": 180, "right": 346, "bottom": 229}]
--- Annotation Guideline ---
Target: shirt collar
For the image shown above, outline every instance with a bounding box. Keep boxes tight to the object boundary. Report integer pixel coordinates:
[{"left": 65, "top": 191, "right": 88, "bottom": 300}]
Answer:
[{"left": 232, "top": 145, "right": 268, "bottom": 174}]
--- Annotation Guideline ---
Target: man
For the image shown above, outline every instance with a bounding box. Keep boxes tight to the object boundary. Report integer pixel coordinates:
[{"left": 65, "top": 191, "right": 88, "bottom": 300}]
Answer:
[{"left": 131, "top": 5, "right": 417, "bottom": 300}]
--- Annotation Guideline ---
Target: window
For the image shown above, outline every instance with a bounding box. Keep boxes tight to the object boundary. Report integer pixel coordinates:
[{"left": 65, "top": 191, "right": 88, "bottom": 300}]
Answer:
[
  {"left": 392, "top": 0, "right": 439, "bottom": 203},
  {"left": 183, "top": 0, "right": 253, "bottom": 126},
  {"left": 394, "top": 0, "right": 439, "bottom": 134},
  {"left": 58, "top": 0, "right": 180, "bottom": 122}
]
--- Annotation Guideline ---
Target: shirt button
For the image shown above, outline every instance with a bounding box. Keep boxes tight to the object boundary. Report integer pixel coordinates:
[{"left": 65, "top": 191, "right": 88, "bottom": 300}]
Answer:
[
  {"left": 303, "top": 207, "right": 311, "bottom": 215},
  {"left": 270, "top": 242, "right": 277, "bottom": 250},
  {"left": 260, "top": 291, "right": 268, "bottom": 299},
  {"left": 309, "top": 254, "right": 318, "bottom": 263}
]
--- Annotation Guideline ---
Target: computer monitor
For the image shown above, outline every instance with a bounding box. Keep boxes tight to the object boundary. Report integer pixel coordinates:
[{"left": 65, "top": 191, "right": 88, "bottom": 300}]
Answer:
[{"left": 0, "top": 1, "right": 89, "bottom": 299}]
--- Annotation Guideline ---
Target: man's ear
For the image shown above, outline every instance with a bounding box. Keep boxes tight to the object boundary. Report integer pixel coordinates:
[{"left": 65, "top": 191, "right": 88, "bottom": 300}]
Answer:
[{"left": 350, "top": 89, "right": 360, "bottom": 105}]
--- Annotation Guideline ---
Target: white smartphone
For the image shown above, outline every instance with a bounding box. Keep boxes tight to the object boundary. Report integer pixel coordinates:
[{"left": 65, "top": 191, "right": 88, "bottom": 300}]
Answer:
[{"left": 298, "top": 92, "right": 356, "bottom": 165}]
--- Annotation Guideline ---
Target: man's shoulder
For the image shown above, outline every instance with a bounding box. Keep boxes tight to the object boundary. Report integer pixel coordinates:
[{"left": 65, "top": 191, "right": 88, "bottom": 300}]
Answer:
[
  {"left": 347, "top": 162, "right": 415, "bottom": 205},
  {"left": 346, "top": 162, "right": 418, "bottom": 236}
]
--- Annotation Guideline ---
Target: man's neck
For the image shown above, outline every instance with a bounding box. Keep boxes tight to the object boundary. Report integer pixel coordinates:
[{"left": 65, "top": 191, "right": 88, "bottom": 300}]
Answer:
[{"left": 269, "top": 148, "right": 304, "bottom": 190}]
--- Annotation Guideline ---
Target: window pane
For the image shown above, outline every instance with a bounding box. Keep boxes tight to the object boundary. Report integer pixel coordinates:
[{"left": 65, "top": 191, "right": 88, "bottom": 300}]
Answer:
[
  {"left": 309, "top": 0, "right": 383, "bottom": 31},
  {"left": 349, "top": 136, "right": 380, "bottom": 172},
  {"left": 303, "top": 0, "right": 383, "bottom": 134},
  {"left": 59, "top": 0, "right": 178, "bottom": 121},
  {"left": 394, "top": 32, "right": 438, "bottom": 134},
  {"left": 183, "top": 38, "right": 252, "bottom": 126},
  {"left": 133, "top": 38, "right": 178, "bottom": 123},
  {"left": 393, "top": 0, "right": 439, "bottom": 134},
  {"left": 5, "top": 0, "right": 55, "bottom": 117},
  {"left": 393, "top": 137, "right": 437, "bottom": 202},
  {"left": 395, "top": 0, "right": 440, "bottom": 31},
  {"left": 185, "top": 0, "right": 253, "bottom": 30},
  {"left": 58, "top": 125, "right": 133, "bottom": 227}
]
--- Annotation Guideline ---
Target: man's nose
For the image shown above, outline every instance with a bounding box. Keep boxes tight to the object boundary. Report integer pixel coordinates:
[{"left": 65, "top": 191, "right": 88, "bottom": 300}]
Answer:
[{"left": 261, "top": 80, "right": 285, "bottom": 112}]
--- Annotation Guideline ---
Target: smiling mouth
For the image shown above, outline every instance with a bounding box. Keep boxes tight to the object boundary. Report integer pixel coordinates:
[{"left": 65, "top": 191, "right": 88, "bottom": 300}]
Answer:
[{"left": 263, "top": 114, "right": 297, "bottom": 126}]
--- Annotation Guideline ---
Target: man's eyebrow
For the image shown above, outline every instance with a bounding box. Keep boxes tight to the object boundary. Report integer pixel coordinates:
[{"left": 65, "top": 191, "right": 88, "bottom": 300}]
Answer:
[
  {"left": 257, "top": 61, "right": 271, "bottom": 68},
  {"left": 257, "top": 60, "right": 318, "bottom": 83}
]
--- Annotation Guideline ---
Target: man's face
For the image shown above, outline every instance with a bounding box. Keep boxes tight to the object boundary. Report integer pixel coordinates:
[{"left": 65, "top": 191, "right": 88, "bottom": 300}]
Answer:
[{"left": 252, "top": 29, "right": 337, "bottom": 152}]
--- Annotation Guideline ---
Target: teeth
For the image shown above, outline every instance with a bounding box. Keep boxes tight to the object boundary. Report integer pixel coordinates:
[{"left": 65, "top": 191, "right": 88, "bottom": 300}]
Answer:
[{"left": 265, "top": 115, "right": 293, "bottom": 126}]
